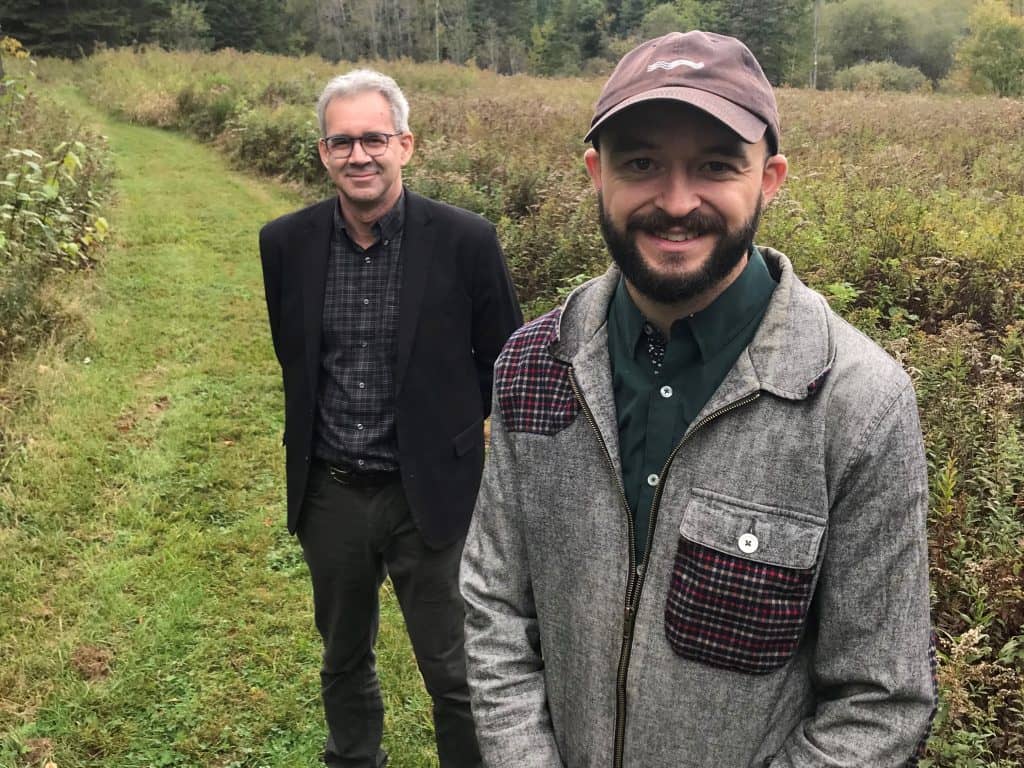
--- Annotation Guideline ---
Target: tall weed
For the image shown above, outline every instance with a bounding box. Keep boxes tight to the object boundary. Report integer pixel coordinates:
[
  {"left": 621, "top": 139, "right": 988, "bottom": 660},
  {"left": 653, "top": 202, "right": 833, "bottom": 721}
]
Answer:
[{"left": 0, "top": 52, "right": 112, "bottom": 369}]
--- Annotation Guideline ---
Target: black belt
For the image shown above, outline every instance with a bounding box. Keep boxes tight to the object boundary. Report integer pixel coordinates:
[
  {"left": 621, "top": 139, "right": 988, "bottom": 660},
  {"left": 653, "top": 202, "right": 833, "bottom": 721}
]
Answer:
[{"left": 315, "top": 458, "right": 401, "bottom": 488}]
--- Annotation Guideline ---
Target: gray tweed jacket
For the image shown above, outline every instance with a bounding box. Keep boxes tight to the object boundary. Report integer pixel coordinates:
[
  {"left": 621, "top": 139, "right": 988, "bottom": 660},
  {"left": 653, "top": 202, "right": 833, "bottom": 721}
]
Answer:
[{"left": 461, "top": 249, "right": 935, "bottom": 768}]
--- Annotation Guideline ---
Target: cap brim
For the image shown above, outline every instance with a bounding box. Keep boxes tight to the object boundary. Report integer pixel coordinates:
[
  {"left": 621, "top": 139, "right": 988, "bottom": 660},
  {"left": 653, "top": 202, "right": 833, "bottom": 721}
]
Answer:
[{"left": 584, "top": 86, "right": 768, "bottom": 145}]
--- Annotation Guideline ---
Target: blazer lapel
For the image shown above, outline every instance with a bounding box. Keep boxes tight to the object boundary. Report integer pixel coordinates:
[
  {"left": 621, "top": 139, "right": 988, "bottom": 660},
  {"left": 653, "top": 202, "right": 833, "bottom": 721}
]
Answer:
[
  {"left": 302, "top": 199, "right": 334, "bottom": 402},
  {"left": 395, "top": 191, "right": 434, "bottom": 396}
]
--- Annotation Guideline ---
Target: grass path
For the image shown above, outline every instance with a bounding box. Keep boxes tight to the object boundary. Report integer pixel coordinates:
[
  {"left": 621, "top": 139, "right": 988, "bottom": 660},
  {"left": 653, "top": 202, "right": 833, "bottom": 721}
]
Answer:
[{"left": 0, "top": 98, "right": 436, "bottom": 767}]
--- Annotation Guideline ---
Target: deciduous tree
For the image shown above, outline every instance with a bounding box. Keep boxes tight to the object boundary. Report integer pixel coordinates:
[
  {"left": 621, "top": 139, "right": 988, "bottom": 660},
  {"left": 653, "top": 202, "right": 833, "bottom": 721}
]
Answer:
[{"left": 957, "top": 0, "right": 1024, "bottom": 97}]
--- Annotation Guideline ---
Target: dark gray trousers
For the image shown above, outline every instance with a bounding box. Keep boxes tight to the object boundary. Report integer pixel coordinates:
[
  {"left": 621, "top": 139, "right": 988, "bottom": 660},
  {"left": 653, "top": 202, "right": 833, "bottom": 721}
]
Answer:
[{"left": 296, "top": 461, "right": 481, "bottom": 768}]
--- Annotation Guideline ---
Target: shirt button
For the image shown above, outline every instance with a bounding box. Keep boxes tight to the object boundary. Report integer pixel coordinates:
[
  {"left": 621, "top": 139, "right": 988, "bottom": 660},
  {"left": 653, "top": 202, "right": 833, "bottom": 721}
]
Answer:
[
  {"left": 362, "top": 298, "right": 370, "bottom": 305},
  {"left": 660, "top": 385, "right": 673, "bottom": 398},
  {"left": 738, "top": 533, "right": 759, "bottom": 554},
  {"left": 364, "top": 256, "right": 371, "bottom": 264},
  {"left": 357, "top": 459, "right": 365, "bottom": 466},
  {"left": 646, "top": 473, "right": 659, "bottom": 487},
  {"left": 383, "top": 239, "right": 389, "bottom": 246},
  {"left": 358, "top": 381, "right": 366, "bottom": 389},
  {"left": 360, "top": 341, "right": 368, "bottom": 348},
  {"left": 356, "top": 423, "right": 364, "bottom": 430},
  {"left": 643, "top": 323, "right": 654, "bottom": 336}
]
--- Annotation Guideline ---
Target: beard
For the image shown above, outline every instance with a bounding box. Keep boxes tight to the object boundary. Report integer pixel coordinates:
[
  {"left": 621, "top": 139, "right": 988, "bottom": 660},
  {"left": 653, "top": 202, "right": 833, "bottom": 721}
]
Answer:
[{"left": 598, "top": 193, "right": 763, "bottom": 305}]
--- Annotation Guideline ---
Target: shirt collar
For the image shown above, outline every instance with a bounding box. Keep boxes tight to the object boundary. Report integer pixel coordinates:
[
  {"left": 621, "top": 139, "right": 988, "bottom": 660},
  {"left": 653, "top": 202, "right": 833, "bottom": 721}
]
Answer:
[
  {"left": 609, "top": 275, "right": 649, "bottom": 360},
  {"left": 610, "top": 246, "right": 777, "bottom": 363},
  {"left": 333, "top": 189, "right": 406, "bottom": 245},
  {"left": 686, "top": 247, "right": 775, "bottom": 361}
]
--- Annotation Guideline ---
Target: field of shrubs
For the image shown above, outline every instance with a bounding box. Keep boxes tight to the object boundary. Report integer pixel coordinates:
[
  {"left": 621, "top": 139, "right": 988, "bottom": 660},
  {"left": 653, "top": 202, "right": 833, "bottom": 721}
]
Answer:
[
  {"left": 0, "top": 40, "right": 112, "bottom": 375},
  {"left": 29, "top": 47, "right": 1024, "bottom": 766}
]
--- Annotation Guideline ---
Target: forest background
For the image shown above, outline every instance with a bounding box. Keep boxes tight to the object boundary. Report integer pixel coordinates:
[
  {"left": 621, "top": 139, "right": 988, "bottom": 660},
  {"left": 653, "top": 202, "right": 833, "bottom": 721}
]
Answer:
[
  {"left": 4, "top": 0, "right": 1024, "bottom": 97},
  {"left": 1, "top": 0, "right": 1023, "bottom": 767}
]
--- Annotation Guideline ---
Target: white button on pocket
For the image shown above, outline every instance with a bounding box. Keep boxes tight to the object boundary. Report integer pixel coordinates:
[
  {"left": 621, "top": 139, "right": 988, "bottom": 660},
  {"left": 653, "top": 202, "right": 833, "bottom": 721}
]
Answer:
[
  {"left": 660, "top": 385, "right": 673, "bottom": 398},
  {"left": 738, "top": 533, "right": 759, "bottom": 554},
  {"left": 647, "top": 473, "right": 659, "bottom": 487}
]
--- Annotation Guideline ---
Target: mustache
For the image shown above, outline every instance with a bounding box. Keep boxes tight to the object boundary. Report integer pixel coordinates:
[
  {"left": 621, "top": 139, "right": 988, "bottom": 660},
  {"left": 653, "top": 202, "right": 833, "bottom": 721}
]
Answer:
[
  {"left": 344, "top": 158, "right": 380, "bottom": 170},
  {"left": 625, "top": 209, "right": 725, "bottom": 235}
]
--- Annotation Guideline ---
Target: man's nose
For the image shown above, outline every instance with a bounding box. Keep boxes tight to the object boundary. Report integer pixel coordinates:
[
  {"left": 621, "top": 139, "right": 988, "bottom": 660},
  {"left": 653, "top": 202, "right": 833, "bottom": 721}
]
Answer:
[
  {"left": 658, "top": 171, "right": 700, "bottom": 217},
  {"left": 348, "top": 139, "right": 373, "bottom": 163}
]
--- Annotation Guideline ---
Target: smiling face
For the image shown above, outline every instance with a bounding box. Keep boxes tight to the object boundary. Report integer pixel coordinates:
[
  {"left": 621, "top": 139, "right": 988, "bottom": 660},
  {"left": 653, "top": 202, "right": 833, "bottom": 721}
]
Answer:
[
  {"left": 584, "top": 100, "right": 787, "bottom": 312},
  {"left": 318, "top": 89, "right": 414, "bottom": 218}
]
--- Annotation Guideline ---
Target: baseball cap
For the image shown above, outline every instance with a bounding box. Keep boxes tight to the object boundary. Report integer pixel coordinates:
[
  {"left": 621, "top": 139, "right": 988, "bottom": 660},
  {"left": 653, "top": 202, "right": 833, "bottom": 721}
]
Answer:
[{"left": 585, "top": 30, "right": 780, "bottom": 153}]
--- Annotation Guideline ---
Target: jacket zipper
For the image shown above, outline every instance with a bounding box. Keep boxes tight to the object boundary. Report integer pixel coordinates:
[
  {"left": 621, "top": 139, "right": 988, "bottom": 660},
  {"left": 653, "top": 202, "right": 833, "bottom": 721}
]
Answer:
[{"left": 570, "top": 366, "right": 759, "bottom": 768}]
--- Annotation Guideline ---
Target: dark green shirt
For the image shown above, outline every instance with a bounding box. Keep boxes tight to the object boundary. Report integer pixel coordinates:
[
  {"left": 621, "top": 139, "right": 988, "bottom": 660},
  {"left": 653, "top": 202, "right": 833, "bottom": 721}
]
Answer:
[{"left": 608, "top": 248, "right": 777, "bottom": 563}]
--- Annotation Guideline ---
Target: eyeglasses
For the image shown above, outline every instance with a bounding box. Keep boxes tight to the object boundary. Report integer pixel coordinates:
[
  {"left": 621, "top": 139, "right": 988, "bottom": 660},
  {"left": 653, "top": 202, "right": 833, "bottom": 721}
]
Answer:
[{"left": 320, "top": 132, "right": 403, "bottom": 158}]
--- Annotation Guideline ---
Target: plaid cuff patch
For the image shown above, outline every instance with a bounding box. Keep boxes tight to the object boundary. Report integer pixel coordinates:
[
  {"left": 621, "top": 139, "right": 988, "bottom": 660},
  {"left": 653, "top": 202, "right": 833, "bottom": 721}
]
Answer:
[
  {"left": 906, "top": 631, "right": 939, "bottom": 767},
  {"left": 665, "top": 538, "right": 814, "bottom": 674},
  {"left": 495, "top": 309, "right": 579, "bottom": 435}
]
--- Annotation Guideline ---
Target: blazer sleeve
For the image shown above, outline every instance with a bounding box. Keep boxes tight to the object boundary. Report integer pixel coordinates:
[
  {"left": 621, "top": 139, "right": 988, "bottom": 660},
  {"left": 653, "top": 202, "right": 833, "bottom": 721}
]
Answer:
[
  {"left": 258, "top": 222, "right": 284, "bottom": 366},
  {"left": 469, "top": 223, "right": 523, "bottom": 416}
]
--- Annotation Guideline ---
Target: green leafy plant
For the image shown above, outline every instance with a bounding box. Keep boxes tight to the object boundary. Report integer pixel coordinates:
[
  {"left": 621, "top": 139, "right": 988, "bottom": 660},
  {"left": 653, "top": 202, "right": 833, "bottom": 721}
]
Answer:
[{"left": 0, "top": 45, "right": 112, "bottom": 368}]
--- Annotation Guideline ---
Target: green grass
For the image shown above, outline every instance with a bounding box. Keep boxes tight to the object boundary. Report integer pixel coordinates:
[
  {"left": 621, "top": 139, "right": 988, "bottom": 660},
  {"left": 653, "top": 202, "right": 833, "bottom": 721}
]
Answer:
[{"left": 0, "top": 95, "right": 437, "bottom": 767}]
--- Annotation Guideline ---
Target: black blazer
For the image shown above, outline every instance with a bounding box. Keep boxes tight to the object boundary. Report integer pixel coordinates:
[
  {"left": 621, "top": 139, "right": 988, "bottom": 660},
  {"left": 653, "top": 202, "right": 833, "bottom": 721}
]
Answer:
[{"left": 259, "top": 190, "right": 522, "bottom": 547}]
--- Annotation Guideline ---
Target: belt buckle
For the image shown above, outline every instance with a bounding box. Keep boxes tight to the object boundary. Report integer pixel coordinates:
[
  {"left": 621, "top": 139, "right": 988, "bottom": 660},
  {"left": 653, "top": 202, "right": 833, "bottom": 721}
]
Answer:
[{"left": 328, "top": 465, "right": 355, "bottom": 485}]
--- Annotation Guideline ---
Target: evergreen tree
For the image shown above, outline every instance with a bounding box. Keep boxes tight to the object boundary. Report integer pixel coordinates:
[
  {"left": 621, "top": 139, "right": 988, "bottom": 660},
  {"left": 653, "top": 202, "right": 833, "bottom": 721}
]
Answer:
[
  {"left": 203, "top": 0, "right": 288, "bottom": 52},
  {"left": 612, "top": 0, "right": 653, "bottom": 34},
  {"left": 716, "top": 0, "right": 812, "bottom": 84},
  {"left": 1, "top": 0, "right": 123, "bottom": 57},
  {"left": 529, "top": 16, "right": 577, "bottom": 74},
  {"left": 0, "top": 0, "right": 169, "bottom": 57},
  {"left": 153, "top": 0, "right": 213, "bottom": 50}
]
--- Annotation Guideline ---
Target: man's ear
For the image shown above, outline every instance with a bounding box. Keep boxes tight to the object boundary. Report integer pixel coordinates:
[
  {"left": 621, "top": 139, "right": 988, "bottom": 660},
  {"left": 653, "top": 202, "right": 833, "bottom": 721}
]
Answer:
[
  {"left": 761, "top": 153, "right": 788, "bottom": 203},
  {"left": 398, "top": 131, "right": 415, "bottom": 166},
  {"left": 584, "top": 147, "right": 602, "bottom": 191},
  {"left": 318, "top": 139, "right": 331, "bottom": 169}
]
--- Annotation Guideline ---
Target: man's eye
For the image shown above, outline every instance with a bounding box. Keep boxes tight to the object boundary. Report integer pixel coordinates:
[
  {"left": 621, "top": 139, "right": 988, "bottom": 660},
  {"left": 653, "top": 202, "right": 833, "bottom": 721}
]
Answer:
[
  {"left": 626, "top": 158, "right": 653, "bottom": 172},
  {"left": 361, "top": 133, "right": 388, "bottom": 151},
  {"left": 705, "top": 161, "right": 735, "bottom": 173},
  {"left": 327, "top": 136, "right": 353, "bottom": 150}
]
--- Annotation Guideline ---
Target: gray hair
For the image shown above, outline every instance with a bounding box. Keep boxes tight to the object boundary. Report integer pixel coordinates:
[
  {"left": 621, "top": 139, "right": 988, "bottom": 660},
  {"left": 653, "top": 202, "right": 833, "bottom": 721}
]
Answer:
[{"left": 316, "top": 69, "right": 410, "bottom": 136}]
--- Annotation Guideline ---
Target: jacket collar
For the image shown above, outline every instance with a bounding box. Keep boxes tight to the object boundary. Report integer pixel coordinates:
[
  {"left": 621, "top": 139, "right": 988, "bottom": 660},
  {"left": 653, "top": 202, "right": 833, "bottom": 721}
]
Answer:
[
  {"left": 394, "top": 188, "right": 434, "bottom": 394},
  {"left": 551, "top": 248, "right": 836, "bottom": 405},
  {"left": 300, "top": 198, "right": 336, "bottom": 401}
]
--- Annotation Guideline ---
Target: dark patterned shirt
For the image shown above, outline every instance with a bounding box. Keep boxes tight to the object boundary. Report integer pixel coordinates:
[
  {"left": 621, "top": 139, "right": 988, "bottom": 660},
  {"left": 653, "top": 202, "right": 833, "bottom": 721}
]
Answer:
[{"left": 313, "top": 194, "right": 405, "bottom": 471}]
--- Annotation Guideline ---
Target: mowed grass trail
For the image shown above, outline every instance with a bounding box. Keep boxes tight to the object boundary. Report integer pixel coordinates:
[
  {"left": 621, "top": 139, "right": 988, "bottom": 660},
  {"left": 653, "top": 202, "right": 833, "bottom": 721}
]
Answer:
[{"left": 0, "top": 104, "right": 437, "bottom": 767}]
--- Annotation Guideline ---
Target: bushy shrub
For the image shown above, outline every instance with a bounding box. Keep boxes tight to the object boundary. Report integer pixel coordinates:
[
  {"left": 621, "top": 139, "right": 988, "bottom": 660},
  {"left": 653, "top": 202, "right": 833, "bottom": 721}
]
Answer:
[
  {"left": 223, "top": 104, "right": 322, "bottom": 187},
  {"left": 0, "top": 50, "right": 112, "bottom": 367},
  {"left": 834, "top": 60, "right": 931, "bottom": 92},
  {"left": 176, "top": 76, "right": 244, "bottom": 139}
]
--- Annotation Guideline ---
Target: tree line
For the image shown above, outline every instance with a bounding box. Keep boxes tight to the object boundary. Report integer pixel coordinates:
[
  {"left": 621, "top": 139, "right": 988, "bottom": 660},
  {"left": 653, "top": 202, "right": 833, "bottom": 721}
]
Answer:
[{"left": 2, "top": 0, "right": 1022, "bottom": 94}]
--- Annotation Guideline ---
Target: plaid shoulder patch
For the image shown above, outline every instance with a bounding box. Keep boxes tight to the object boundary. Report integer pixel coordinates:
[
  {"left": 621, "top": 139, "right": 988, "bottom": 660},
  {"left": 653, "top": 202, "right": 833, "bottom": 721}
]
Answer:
[{"left": 495, "top": 308, "right": 579, "bottom": 435}]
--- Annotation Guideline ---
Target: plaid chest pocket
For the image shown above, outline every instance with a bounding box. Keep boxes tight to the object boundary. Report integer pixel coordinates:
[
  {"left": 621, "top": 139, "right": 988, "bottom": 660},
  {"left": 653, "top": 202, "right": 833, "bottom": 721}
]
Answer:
[{"left": 664, "top": 489, "right": 825, "bottom": 675}]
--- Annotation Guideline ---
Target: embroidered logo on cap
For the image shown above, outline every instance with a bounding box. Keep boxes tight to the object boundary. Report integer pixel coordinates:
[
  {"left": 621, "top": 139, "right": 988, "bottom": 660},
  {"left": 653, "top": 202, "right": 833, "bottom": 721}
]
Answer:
[{"left": 647, "top": 59, "right": 705, "bottom": 72}]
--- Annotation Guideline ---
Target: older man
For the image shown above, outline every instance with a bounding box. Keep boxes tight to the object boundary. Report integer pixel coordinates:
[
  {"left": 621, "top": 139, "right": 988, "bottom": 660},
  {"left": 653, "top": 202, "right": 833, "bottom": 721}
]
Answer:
[
  {"left": 260, "top": 69, "right": 521, "bottom": 768},
  {"left": 461, "top": 31, "right": 934, "bottom": 768}
]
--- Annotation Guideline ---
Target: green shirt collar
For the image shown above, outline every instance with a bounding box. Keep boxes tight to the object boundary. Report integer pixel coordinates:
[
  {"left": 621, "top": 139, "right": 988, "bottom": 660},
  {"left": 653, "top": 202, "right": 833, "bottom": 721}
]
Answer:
[{"left": 609, "top": 246, "right": 776, "bottom": 363}]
